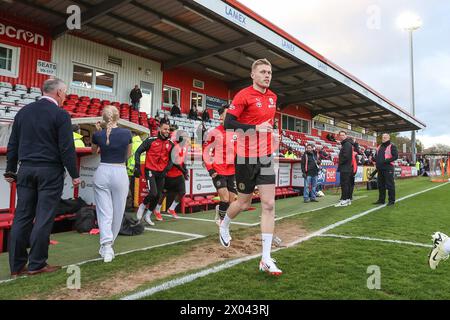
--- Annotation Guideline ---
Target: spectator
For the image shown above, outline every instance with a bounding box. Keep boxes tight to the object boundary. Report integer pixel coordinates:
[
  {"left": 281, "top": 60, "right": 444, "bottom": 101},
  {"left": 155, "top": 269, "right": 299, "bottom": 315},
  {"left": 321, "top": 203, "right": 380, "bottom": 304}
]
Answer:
[
  {"left": 160, "top": 114, "right": 170, "bottom": 125},
  {"left": 170, "top": 103, "right": 181, "bottom": 117},
  {"left": 326, "top": 133, "right": 336, "bottom": 142},
  {"left": 188, "top": 106, "right": 200, "bottom": 121},
  {"left": 202, "top": 108, "right": 210, "bottom": 122},
  {"left": 284, "top": 147, "right": 297, "bottom": 159},
  {"left": 335, "top": 130, "right": 356, "bottom": 207},
  {"left": 72, "top": 124, "right": 85, "bottom": 148},
  {"left": 92, "top": 105, "right": 132, "bottom": 263},
  {"left": 129, "top": 85, "right": 143, "bottom": 111},
  {"left": 315, "top": 145, "right": 330, "bottom": 162},
  {"left": 5, "top": 78, "right": 80, "bottom": 277},
  {"left": 373, "top": 133, "right": 398, "bottom": 206},
  {"left": 126, "top": 131, "right": 145, "bottom": 210},
  {"left": 301, "top": 144, "right": 320, "bottom": 203}
]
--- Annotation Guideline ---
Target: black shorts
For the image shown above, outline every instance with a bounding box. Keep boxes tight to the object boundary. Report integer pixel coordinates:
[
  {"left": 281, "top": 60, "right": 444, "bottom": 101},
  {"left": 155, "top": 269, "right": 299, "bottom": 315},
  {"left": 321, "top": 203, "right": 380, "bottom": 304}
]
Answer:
[
  {"left": 163, "top": 175, "right": 186, "bottom": 194},
  {"left": 212, "top": 174, "right": 237, "bottom": 194},
  {"left": 235, "top": 155, "right": 276, "bottom": 194}
]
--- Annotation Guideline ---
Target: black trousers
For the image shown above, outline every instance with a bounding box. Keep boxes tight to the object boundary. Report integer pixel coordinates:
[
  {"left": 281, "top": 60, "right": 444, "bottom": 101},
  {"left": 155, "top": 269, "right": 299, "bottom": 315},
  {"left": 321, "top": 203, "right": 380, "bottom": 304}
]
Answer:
[
  {"left": 340, "top": 172, "right": 354, "bottom": 201},
  {"left": 143, "top": 170, "right": 165, "bottom": 211},
  {"left": 377, "top": 169, "right": 395, "bottom": 203},
  {"left": 9, "top": 166, "right": 64, "bottom": 273}
]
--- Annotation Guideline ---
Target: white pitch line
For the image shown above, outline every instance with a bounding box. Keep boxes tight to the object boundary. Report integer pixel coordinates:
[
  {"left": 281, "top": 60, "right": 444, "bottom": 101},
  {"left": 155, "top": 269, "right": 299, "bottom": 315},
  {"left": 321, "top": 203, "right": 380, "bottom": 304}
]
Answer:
[
  {"left": 144, "top": 227, "right": 205, "bottom": 239},
  {"left": 121, "top": 182, "right": 449, "bottom": 300},
  {"left": 320, "top": 234, "right": 432, "bottom": 248},
  {"left": 0, "top": 237, "right": 200, "bottom": 285},
  {"left": 160, "top": 213, "right": 254, "bottom": 226}
]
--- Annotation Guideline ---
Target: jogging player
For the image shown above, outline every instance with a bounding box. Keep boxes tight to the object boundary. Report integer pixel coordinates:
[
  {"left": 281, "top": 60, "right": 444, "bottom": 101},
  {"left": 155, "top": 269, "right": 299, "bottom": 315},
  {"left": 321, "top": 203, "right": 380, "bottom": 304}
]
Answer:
[
  {"left": 155, "top": 129, "right": 190, "bottom": 219},
  {"left": 219, "top": 58, "right": 282, "bottom": 276},
  {"left": 134, "top": 122, "right": 174, "bottom": 225},
  {"left": 203, "top": 105, "right": 237, "bottom": 226}
]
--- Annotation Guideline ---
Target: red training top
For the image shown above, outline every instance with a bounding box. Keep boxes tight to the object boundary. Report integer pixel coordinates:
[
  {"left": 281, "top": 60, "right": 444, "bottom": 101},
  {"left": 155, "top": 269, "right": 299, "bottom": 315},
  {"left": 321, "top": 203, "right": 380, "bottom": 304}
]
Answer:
[
  {"left": 227, "top": 85, "right": 278, "bottom": 158},
  {"left": 203, "top": 124, "right": 236, "bottom": 176}
]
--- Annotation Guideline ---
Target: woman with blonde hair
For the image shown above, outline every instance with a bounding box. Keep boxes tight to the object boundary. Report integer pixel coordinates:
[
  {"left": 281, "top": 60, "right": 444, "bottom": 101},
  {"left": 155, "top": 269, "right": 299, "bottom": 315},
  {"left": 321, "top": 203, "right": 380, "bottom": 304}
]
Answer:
[{"left": 92, "top": 105, "right": 132, "bottom": 262}]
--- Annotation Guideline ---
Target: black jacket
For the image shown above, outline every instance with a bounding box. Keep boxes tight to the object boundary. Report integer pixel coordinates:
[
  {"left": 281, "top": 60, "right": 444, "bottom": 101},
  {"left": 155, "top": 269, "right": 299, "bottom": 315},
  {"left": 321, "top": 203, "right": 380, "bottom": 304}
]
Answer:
[
  {"left": 6, "top": 98, "right": 79, "bottom": 179},
  {"left": 301, "top": 151, "right": 319, "bottom": 177},
  {"left": 188, "top": 109, "right": 198, "bottom": 120},
  {"left": 170, "top": 105, "right": 181, "bottom": 116},
  {"left": 375, "top": 141, "right": 398, "bottom": 171},
  {"left": 130, "top": 88, "right": 142, "bottom": 103},
  {"left": 338, "top": 137, "right": 354, "bottom": 173},
  {"left": 202, "top": 110, "right": 210, "bottom": 122}
]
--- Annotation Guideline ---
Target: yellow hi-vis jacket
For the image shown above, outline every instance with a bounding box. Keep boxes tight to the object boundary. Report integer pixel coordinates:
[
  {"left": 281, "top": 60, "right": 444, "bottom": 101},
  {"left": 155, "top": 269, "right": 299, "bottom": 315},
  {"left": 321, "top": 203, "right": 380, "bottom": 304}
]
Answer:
[
  {"left": 73, "top": 132, "right": 85, "bottom": 148},
  {"left": 127, "top": 135, "right": 146, "bottom": 176},
  {"left": 284, "top": 151, "right": 297, "bottom": 159}
]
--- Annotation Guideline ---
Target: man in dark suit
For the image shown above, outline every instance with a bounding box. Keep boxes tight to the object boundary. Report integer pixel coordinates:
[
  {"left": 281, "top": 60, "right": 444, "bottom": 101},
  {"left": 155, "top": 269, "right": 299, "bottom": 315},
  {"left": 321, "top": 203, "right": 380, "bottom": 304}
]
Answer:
[
  {"left": 4, "top": 78, "right": 80, "bottom": 278},
  {"left": 335, "top": 130, "right": 356, "bottom": 207},
  {"left": 373, "top": 133, "right": 398, "bottom": 206}
]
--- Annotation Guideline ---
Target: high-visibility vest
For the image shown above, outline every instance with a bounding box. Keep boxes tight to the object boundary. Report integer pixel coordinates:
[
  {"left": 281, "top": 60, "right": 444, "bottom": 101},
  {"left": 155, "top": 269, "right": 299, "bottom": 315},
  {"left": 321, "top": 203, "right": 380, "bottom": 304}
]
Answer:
[
  {"left": 73, "top": 132, "right": 85, "bottom": 148},
  {"left": 127, "top": 135, "right": 146, "bottom": 176},
  {"left": 284, "top": 152, "right": 297, "bottom": 159}
]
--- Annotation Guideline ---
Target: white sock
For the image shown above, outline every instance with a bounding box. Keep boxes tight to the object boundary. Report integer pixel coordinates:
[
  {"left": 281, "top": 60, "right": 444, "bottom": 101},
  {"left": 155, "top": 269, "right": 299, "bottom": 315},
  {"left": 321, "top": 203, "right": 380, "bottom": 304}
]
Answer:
[
  {"left": 169, "top": 201, "right": 179, "bottom": 211},
  {"left": 155, "top": 204, "right": 162, "bottom": 212},
  {"left": 222, "top": 214, "right": 231, "bottom": 229},
  {"left": 443, "top": 239, "right": 450, "bottom": 254},
  {"left": 262, "top": 233, "right": 273, "bottom": 261}
]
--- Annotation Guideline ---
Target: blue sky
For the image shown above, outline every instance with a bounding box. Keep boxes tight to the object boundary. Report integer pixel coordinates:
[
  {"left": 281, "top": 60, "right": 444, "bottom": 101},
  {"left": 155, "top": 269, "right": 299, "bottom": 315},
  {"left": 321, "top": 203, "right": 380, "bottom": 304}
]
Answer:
[{"left": 239, "top": 0, "right": 450, "bottom": 147}]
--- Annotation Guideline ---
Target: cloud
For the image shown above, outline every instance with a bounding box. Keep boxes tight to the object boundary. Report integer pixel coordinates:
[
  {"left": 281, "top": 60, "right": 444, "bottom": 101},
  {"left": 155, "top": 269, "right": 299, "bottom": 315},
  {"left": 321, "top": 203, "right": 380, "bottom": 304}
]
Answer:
[{"left": 238, "top": 0, "right": 450, "bottom": 141}]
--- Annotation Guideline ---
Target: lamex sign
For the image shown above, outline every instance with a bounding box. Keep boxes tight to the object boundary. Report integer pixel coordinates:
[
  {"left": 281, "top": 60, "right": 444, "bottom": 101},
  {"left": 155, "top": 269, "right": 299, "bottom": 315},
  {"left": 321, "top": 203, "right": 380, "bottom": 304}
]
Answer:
[
  {"left": 0, "top": 21, "right": 49, "bottom": 51},
  {"left": 225, "top": 5, "right": 247, "bottom": 26},
  {"left": 282, "top": 39, "right": 295, "bottom": 53}
]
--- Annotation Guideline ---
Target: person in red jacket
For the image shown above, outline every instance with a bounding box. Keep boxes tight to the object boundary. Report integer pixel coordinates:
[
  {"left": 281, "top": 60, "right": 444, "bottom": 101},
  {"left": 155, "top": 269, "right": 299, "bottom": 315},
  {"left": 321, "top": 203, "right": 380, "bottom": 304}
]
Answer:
[
  {"left": 134, "top": 122, "right": 174, "bottom": 224},
  {"left": 155, "top": 129, "right": 190, "bottom": 219},
  {"left": 203, "top": 105, "right": 237, "bottom": 225}
]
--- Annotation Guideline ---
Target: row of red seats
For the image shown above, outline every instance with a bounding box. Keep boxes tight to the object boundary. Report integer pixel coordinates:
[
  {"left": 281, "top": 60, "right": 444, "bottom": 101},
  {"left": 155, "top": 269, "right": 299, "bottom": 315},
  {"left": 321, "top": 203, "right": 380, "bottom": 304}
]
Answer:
[{"left": 180, "top": 187, "right": 299, "bottom": 214}]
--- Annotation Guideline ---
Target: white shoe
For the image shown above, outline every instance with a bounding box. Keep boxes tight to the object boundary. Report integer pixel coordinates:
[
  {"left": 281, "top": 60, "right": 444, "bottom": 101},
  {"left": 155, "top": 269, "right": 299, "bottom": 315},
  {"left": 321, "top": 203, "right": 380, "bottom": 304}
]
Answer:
[
  {"left": 219, "top": 225, "right": 231, "bottom": 247},
  {"left": 429, "top": 232, "right": 449, "bottom": 270},
  {"left": 136, "top": 203, "right": 146, "bottom": 221},
  {"left": 348, "top": 200, "right": 352, "bottom": 205},
  {"left": 259, "top": 258, "right": 283, "bottom": 276},
  {"left": 144, "top": 211, "right": 155, "bottom": 226},
  {"left": 103, "top": 245, "right": 114, "bottom": 263},
  {"left": 99, "top": 245, "right": 105, "bottom": 258},
  {"left": 335, "top": 200, "right": 350, "bottom": 207},
  {"left": 214, "top": 205, "right": 221, "bottom": 226}
]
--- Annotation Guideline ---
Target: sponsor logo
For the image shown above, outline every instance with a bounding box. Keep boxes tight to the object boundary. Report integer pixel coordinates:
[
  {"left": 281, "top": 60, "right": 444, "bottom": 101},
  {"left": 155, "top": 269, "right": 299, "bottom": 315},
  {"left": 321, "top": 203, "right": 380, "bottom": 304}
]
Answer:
[
  {"left": 256, "top": 98, "right": 262, "bottom": 108},
  {"left": 225, "top": 5, "right": 247, "bottom": 26},
  {"left": 229, "top": 104, "right": 236, "bottom": 110},
  {"left": 238, "top": 183, "right": 246, "bottom": 191},
  {"left": 0, "top": 23, "right": 45, "bottom": 47},
  {"left": 281, "top": 39, "right": 295, "bottom": 53}
]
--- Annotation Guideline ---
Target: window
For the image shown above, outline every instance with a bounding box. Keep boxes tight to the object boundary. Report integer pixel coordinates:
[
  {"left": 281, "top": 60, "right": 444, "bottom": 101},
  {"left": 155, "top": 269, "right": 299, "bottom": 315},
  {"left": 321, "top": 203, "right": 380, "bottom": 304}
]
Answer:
[
  {"left": 191, "top": 91, "right": 205, "bottom": 111},
  {"left": 0, "top": 44, "right": 20, "bottom": 78},
  {"left": 163, "top": 85, "right": 180, "bottom": 106},
  {"left": 281, "top": 114, "right": 310, "bottom": 134},
  {"left": 71, "top": 63, "right": 116, "bottom": 94},
  {"left": 193, "top": 79, "right": 204, "bottom": 89},
  {"left": 95, "top": 71, "right": 114, "bottom": 93}
]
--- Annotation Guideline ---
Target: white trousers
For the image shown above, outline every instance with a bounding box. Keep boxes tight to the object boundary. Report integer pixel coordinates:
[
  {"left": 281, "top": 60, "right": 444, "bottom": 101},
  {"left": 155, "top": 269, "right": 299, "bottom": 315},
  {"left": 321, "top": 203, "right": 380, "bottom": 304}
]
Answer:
[{"left": 94, "top": 163, "right": 129, "bottom": 246}]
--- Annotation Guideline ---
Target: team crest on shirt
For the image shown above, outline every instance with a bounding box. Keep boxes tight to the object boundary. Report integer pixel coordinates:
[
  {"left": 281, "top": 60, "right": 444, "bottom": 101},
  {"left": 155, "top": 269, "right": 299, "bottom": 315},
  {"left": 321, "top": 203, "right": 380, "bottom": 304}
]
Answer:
[
  {"left": 232, "top": 134, "right": 238, "bottom": 141},
  {"left": 255, "top": 98, "right": 262, "bottom": 108},
  {"left": 268, "top": 97, "right": 276, "bottom": 108}
]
